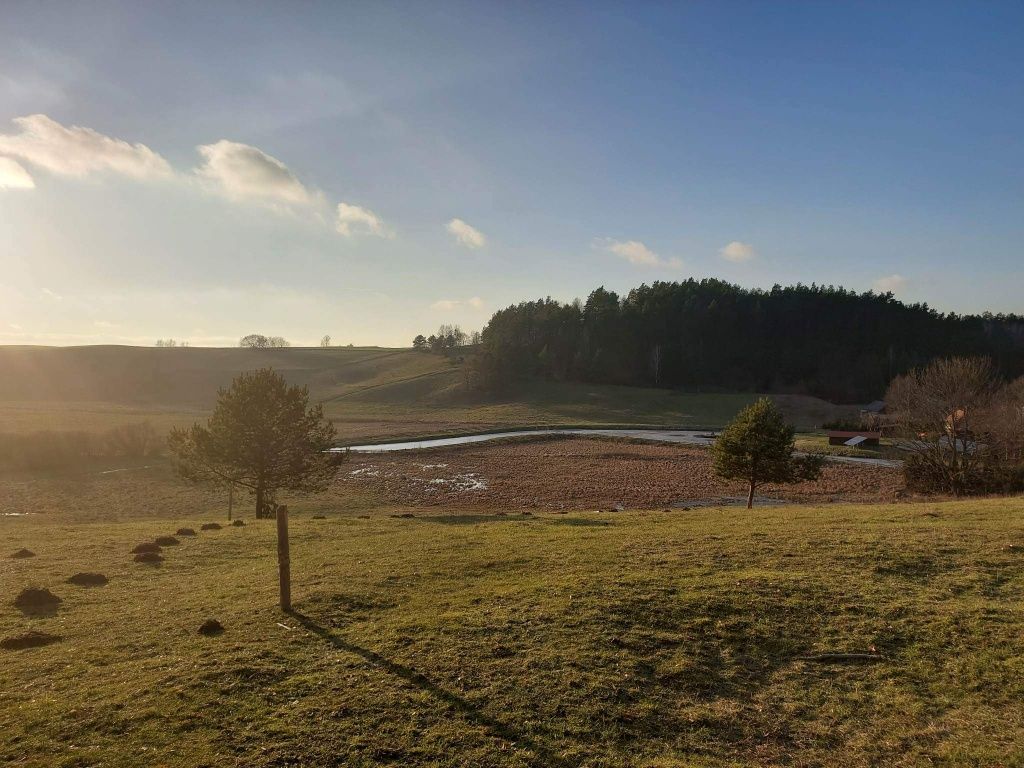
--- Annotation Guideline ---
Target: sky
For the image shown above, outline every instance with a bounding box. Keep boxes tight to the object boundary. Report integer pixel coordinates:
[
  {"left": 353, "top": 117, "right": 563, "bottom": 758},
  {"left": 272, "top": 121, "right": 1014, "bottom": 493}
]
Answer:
[{"left": 0, "top": 1, "right": 1021, "bottom": 347}]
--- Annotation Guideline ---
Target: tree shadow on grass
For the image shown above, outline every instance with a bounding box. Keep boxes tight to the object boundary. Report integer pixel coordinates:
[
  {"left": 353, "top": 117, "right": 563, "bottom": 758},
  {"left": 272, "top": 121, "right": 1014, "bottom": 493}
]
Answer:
[
  {"left": 547, "top": 517, "right": 612, "bottom": 527},
  {"left": 286, "top": 610, "right": 572, "bottom": 767},
  {"left": 420, "top": 514, "right": 536, "bottom": 526}
]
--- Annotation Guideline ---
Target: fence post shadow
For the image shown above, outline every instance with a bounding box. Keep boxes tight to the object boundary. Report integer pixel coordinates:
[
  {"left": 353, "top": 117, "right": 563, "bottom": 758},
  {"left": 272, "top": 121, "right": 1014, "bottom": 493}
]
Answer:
[{"left": 285, "top": 609, "right": 573, "bottom": 768}]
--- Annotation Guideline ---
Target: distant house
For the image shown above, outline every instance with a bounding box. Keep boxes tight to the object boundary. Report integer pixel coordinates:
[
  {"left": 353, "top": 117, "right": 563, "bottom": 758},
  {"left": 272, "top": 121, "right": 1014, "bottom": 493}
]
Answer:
[
  {"left": 828, "top": 430, "right": 881, "bottom": 447},
  {"left": 860, "top": 400, "right": 886, "bottom": 415}
]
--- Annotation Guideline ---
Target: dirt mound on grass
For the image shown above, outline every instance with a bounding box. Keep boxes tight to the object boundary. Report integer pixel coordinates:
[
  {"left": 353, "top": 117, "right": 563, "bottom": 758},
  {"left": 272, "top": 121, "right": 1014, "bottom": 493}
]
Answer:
[
  {"left": 10, "top": 548, "right": 35, "bottom": 559},
  {"left": 198, "top": 618, "right": 224, "bottom": 635},
  {"left": 134, "top": 551, "right": 163, "bottom": 564},
  {"left": 176, "top": 528, "right": 196, "bottom": 536},
  {"left": 200, "top": 523, "right": 222, "bottom": 531},
  {"left": 154, "top": 536, "right": 179, "bottom": 546},
  {"left": 1, "top": 631, "right": 61, "bottom": 651},
  {"left": 131, "top": 542, "right": 161, "bottom": 554},
  {"left": 14, "top": 587, "right": 62, "bottom": 614},
  {"left": 67, "top": 572, "right": 109, "bottom": 587}
]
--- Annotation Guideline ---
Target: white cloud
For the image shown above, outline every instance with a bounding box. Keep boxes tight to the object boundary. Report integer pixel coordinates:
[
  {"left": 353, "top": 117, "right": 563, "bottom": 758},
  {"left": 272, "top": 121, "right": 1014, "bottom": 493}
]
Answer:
[
  {"left": 873, "top": 274, "right": 908, "bottom": 294},
  {"left": 718, "top": 241, "right": 757, "bottom": 263},
  {"left": 446, "top": 218, "right": 486, "bottom": 249},
  {"left": 598, "top": 238, "right": 682, "bottom": 269},
  {"left": 0, "top": 114, "right": 172, "bottom": 180},
  {"left": 41, "top": 287, "right": 62, "bottom": 301},
  {"left": 194, "top": 139, "right": 317, "bottom": 207},
  {"left": 0, "top": 157, "right": 34, "bottom": 189},
  {"left": 93, "top": 319, "right": 120, "bottom": 329},
  {"left": 605, "top": 239, "right": 658, "bottom": 266},
  {"left": 430, "top": 297, "right": 485, "bottom": 311},
  {"left": 336, "top": 202, "right": 390, "bottom": 237}
]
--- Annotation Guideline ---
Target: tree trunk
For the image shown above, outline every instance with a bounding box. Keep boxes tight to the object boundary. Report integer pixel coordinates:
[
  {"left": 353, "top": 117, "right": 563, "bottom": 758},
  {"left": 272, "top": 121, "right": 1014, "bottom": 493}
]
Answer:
[
  {"left": 277, "top": 505, "right": 291, "bottom": 612},
  {"left": 255, "top": 483, "right": 265, "bottom": 519},
  {"left": 228, "top": 484, "right": 233, "bottom": 521},
  {"left": 747, "top": 480, "right": 755, "bottom": 509}
]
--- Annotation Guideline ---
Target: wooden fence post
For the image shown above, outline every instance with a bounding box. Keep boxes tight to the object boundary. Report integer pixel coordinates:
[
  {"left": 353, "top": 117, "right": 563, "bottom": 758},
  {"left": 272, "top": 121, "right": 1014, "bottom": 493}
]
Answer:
[{"left": 277, "top": 505, "right": 291, "bottom": 611}]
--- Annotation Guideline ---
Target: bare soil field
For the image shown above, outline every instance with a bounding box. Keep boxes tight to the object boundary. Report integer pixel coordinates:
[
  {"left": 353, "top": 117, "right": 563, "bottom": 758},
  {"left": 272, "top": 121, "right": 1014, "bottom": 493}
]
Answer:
[{"left": 341, "top": 437, "right": 903, "bottom": 510}]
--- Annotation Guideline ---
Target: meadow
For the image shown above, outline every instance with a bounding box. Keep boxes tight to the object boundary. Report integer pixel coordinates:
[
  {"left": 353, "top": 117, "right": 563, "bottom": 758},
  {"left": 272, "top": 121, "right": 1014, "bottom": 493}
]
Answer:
[
  {"left": 6, "top": 344, "right": 1017, "bottom": 767},
  {"left": 3, "top": 482, "right": 1023, "bottom": 767}
]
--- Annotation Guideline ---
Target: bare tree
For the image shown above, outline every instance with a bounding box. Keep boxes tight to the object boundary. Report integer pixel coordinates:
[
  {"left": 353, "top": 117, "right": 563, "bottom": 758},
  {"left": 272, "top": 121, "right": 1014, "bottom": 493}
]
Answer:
[
  {"left": 983, "top": 377, "right": 1024, "bottom": 470},
  {"left": 886, "top": 357, "right": 1000, "bottom": 495},
  {"left": 240, "top": 334, "right": 290, "bottom": 348},
  {"left": 320, "top": 335, "right": 331, "bottom": 347},
  {"left": 240, "top": 334, "right": 269, "bottom": 348}
]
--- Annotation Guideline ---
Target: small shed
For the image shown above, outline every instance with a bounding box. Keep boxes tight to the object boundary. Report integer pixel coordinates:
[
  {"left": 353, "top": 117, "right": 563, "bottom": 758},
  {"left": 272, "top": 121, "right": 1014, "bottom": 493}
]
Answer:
[{"left": 828, "top": 430, "right": 881, "bottom": 447}]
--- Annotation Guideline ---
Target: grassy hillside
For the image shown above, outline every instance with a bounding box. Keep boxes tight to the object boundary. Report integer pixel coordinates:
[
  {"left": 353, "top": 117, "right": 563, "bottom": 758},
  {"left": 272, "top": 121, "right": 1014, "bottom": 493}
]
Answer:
[
  {"left": 0, "top": 345, "right": 856, "bottom": 441},
  {"left": 3, "top": 494, "right": 1022, "bottom": 766}
]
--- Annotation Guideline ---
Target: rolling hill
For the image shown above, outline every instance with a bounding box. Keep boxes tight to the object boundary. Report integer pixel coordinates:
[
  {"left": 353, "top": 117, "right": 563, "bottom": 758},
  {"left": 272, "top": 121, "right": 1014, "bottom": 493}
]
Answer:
[{"left": 0, "top": 345, "right": 856, "bottom": 441}]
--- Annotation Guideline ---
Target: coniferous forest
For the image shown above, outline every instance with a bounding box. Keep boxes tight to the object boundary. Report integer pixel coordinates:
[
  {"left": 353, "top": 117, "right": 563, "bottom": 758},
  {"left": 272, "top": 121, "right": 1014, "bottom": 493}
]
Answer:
[{"left": 473, "top": 280, "right": 1024, "bottom": 402}]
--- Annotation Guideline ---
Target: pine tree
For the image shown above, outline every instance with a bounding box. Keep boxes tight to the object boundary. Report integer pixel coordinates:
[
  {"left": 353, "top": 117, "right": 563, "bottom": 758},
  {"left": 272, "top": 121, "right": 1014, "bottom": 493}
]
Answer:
[{"left": 711, "top": 397, "right": 823, "bottom": 508}]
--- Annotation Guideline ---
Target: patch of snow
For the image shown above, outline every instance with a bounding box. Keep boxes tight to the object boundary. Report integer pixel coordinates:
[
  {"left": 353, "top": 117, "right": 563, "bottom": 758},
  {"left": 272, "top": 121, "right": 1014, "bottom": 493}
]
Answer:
[{"left": 349, "top": 467, "right": 381, "bottom": 477}]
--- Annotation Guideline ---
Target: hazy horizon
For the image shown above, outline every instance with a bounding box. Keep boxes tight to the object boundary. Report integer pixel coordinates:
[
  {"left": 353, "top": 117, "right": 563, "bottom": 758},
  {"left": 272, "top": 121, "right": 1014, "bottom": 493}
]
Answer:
[{"left": 2, "top": 2, "right": 1022, "bottom": 347}]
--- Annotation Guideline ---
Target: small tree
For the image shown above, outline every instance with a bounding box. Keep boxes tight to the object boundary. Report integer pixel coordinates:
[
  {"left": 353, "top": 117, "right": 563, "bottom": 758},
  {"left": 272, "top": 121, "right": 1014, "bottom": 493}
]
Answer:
[
  {"left": 168, "top": 369, "right": 340, "bottom": 609},
  {"left": 412, "top": 334, "right": 428, "bottom": 351},
  {"left": 320, "top": 335, "right": 331, "bottom": 347},
  {"left": 169, "top": 368, "right": 338, "bottom": 517},
  {"left": 712, "top": 397, "right": 823, "bottom": 508}
]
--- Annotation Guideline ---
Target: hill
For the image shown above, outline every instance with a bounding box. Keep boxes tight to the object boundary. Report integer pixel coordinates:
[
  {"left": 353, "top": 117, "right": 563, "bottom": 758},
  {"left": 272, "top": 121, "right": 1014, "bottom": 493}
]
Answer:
[{"left": 0, "top": 345, "right": 855, "bottom": 441}]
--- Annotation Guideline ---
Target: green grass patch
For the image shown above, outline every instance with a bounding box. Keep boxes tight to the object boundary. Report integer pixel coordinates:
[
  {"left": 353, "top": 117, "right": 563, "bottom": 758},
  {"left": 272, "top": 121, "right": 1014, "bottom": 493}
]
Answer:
[{"left": 3, "top": 495, "right": 1023, "bottom": 765}]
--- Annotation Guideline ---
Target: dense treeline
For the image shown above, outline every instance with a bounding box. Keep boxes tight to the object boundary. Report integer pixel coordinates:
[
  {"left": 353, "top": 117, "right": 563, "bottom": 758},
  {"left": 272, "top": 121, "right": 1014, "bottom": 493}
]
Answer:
[{"left": 471, "top": 280, "right": 1024, "bottom": 402}]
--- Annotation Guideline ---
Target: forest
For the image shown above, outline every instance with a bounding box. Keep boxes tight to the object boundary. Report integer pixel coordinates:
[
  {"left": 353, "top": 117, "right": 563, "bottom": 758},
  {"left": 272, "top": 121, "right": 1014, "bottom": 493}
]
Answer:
[{"left": 471, "top": 280, "right": 1024, "bottom": 402}]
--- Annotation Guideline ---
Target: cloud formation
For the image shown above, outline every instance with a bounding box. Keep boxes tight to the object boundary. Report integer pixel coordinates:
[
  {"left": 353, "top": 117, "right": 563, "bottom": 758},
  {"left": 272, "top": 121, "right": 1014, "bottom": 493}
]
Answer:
[
  {"left": 599, "top": 238, "right": 682, "bottom": 269},
  {"left": 430, "top": 297, "right": 484, "bottom": 311},
  {"left": 195, "top": 140, "right": 316, "bottom": 207},
  {"left": 446, "top": 218, "right": 486, "bottom": 249},
  {"left": 0, "top": 114, "right": 172, "bottom": 180},
  {"left": 0, "top": 114, "right": 383, "bottom": 238},
  {"left": 0, "top": 157, "right": 34, "bottom": 189},
  {"left": 718, "top": 241, "right": 757, "bottom": 263},
  {"left": 873, "top": 274, "right": 908, "bottom": 293},
  {"left": 336, "top": 202, "right": 389, "bottom": 237}
]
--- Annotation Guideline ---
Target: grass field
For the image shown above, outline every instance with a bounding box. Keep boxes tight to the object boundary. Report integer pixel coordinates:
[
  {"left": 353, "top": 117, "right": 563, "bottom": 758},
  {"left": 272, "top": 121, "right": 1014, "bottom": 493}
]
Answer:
[
  {"left": 0, "top": 345, "right": 857, "bottom": 442},
  {"left": 3, "top": 479, "right": 1024, "bottom": 766}
]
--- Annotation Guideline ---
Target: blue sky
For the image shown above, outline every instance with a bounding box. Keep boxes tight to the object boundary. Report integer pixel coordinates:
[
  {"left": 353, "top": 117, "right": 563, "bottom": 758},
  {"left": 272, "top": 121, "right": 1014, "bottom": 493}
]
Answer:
[{"left": 1, "top": 1, "right": 1021, "bottom": 346}]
